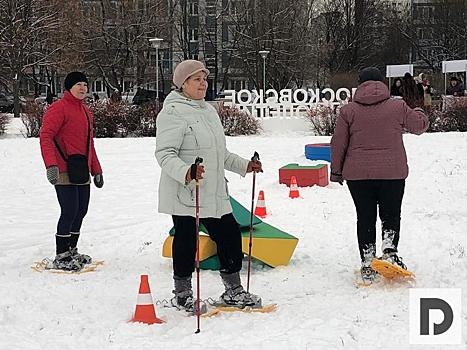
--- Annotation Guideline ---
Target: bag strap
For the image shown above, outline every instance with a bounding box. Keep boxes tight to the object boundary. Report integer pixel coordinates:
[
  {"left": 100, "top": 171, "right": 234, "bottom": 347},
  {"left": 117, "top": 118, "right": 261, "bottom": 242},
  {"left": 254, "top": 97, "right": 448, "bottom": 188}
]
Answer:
[
  {"left": 83, "top": 108, "right": 91, "bottom": 156},
  {"left": 53, "top": 107, "right": 91, "bottom": 161}
]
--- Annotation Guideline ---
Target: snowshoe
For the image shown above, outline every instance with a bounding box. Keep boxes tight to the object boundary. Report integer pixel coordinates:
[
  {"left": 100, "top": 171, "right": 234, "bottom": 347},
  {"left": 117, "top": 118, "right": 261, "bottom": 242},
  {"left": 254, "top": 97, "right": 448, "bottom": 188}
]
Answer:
[
  {"left": 52, "top": 251, "right": 84, "bottom": 271},
  {"left": 170, "top": 295, "right": 208, "bottom": 315},
  {"left": 217, "top": 286, "right": 262, "bottom": 309},
  {"left": 70, "top": 247, "right": 92, "bottom": 265}
]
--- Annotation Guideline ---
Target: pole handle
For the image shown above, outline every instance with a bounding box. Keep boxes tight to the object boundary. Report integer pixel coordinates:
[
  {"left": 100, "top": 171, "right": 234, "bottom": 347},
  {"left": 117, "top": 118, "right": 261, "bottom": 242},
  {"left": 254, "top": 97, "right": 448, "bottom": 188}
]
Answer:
[{"left": 251, "top": 151, "right": 260, "bottom": 162}]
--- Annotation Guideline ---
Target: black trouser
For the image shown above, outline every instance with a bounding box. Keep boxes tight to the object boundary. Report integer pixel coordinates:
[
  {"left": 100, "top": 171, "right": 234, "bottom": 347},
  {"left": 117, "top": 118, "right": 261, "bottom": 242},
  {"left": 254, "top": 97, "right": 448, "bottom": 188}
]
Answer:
[
  {"left": 347, "top": 179, "right": 405, "bottom": 261},
  {"left": 55, "top": 185, "right": 90, "bottom": 235},
  {"left": 172, "top": 213, "right": 243, "bottom": 278}
]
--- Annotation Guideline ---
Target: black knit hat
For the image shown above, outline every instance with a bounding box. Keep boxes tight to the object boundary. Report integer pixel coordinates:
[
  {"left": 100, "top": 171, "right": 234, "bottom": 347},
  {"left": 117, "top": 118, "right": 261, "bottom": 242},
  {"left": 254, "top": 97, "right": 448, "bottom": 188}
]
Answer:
[
  {"left": 64, "top": 71, "right": 88, "bottom": 91},
  {"left": 358, "top": 67, "right": 384, "bottom": 84}
]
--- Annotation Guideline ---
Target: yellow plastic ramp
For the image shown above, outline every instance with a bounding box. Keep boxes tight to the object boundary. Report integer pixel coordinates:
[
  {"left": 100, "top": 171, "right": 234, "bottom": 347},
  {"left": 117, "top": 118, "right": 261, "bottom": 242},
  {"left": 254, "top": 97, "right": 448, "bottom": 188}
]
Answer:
[
  {"left": 241, "top": 222, "right": 299, "bottom": 267},
  {"left": 162, "top": 235, "right": 217, "bottom": 261}
]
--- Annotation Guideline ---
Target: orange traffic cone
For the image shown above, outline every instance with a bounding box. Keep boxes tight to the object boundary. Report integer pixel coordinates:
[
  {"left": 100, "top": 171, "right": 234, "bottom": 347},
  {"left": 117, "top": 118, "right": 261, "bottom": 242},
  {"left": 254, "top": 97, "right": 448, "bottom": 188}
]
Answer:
[
  {"left": 132, "top": 275, "right": 164, "bottom": 324},
  {"left": 254, "top": 190, "right": 267, "bottom": 218},
  {"left": 289, "top": 176, "right": 300, "bottom": 198}
]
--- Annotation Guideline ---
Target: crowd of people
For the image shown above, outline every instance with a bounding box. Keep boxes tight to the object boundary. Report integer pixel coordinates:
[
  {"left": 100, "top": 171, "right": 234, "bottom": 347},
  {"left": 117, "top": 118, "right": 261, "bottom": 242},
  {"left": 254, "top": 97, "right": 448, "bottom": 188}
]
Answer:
[{"left": 390, "top": 72, "right": 465, "bottom": 109}]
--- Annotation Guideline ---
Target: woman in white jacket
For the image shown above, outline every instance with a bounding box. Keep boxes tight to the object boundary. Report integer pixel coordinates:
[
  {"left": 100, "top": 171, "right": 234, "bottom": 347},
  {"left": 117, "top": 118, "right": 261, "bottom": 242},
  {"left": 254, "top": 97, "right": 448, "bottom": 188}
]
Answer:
[{"left": 155, "top": 60, "right": 263, "bottom": 313}]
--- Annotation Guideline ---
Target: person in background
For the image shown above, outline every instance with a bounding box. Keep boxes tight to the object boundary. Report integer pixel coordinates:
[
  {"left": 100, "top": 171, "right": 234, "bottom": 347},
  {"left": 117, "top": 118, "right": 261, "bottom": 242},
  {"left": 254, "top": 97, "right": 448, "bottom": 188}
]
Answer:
[
  {"left": 390, "top": 78, "right": 403, "bottom": 97},
  {"left": 155, "top": 60, "right": 263, "bottom": 313},
  {"left": 46, "top": 89, "right": 54, "bottom": 105},
  {"left": 446, "top": 76, "right": 465, "bottom": 96},
  {"left": 110, "top": 89, "right": 122, "bottom": 103},
  {"left": 422, "top": 78, "right": 433, "bottom": 106},
  {"left": 400, "top": 72, "right": 424, "bottom": 108},
  {"left": 40, "top": 71, "right": 104, "bottom": 271},
  {"left": 330, "top": 67, "right": 429, "bottom": 283}
]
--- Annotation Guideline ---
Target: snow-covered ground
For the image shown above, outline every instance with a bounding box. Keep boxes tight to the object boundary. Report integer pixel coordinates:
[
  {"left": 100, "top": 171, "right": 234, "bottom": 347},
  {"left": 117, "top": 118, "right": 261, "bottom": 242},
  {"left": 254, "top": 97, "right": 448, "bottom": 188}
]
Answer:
[{"left": 0, "top": 116, "right": 466, "bottom": 350}]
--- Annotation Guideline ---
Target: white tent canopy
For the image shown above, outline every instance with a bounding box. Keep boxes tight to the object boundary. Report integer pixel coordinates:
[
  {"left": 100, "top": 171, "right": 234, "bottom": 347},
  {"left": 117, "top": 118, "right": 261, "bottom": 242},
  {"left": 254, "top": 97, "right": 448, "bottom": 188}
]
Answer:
[
  {"left": 441, "top": 60, "right": 467, "bottom": 73},
  {"left": 386, "top": 64, "right": 413, "bottom": 93},
  {"left": 386, "top": 64, "right": 414, "bottom": 78}
]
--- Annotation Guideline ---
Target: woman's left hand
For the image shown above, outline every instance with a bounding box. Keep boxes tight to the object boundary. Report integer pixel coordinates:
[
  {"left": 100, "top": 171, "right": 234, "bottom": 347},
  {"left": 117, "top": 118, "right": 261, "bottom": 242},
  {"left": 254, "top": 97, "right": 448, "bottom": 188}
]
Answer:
[
  {"left": 247, "top": 160, "right": 263, "bottom": 173},
  {"left": 94, "top": 173, "right": 104, "bottom": 188}
]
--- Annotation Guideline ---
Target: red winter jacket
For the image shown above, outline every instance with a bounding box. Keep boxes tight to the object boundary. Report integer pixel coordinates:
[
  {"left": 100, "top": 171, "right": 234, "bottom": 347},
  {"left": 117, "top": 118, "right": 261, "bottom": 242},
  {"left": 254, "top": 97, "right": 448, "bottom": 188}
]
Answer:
[
  {"left": 331, "top": 81, "right": 429, "bottom": 180},
  {"left": 40, "top": 91, "right": 102, "bottom": 176}
]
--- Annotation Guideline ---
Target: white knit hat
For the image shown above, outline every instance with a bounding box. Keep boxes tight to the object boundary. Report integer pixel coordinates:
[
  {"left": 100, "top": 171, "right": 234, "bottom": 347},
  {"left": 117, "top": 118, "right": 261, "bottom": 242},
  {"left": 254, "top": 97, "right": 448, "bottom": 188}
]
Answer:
[{"left": 173, "top": 60, "right": 210, "bottom": 88}]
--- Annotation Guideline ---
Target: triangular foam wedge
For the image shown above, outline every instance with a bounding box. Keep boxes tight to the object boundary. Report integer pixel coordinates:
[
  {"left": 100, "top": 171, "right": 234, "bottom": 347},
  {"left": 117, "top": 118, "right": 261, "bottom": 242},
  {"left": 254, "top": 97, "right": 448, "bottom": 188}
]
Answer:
[{"left": 240, "top": 222, "right": 298, "bottom": 267}]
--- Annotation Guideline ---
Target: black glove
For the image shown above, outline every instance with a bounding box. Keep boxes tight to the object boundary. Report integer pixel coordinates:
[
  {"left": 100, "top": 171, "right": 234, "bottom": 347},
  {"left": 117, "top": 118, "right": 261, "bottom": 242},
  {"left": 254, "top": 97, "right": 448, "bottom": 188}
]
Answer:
[
  {"left": 46, "top": 166, "right": 59, "bottom": 185},
  {"left": 94, "top": 173, "right": 104, "bottom": 188},
  {"left": 330, "top": 172, "right": 344, "bottom": 186}
]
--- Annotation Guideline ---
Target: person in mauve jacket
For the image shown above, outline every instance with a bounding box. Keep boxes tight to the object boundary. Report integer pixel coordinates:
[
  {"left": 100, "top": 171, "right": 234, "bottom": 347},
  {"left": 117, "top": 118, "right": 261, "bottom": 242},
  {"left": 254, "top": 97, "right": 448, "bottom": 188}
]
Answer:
[
  {"left": 40, "top": 71, "right": 103, "bottom": 271},
  {"left": 330, "top": 67, "right": 429, "bottom": 284},
  {"left": 155, "top": 60, "right": 263, "bottom": 313}
]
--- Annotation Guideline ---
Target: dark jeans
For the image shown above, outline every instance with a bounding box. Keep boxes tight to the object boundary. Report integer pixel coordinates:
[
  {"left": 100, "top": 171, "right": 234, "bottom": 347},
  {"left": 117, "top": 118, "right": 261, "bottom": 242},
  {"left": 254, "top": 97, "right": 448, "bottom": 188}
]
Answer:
[
  {"left": 347, "top": 179, "right": 405, "bottom": 261},
  {"left": 55, "top": 185, "right": 90, "bottom": 235},
  {"left": 172, "top": 213, "right": 243, "bottom": 278}
]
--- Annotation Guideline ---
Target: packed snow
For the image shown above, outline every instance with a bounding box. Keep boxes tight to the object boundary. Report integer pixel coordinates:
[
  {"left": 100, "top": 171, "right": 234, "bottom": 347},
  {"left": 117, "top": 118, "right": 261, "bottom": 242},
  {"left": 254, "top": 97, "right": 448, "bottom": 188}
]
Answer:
[{"left": 0, "top": 116, "right": 466, "bottom": 350}]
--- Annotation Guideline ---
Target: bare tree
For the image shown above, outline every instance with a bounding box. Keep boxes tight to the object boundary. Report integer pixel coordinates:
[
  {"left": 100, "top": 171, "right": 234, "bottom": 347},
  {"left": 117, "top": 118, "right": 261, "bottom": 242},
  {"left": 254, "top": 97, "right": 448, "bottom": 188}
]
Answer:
[
  {"left": 0, "top": 0, "right": 79, "bottom": 116},
  {"left": 81, "top": 0, "right": 167, "bottom": 95},
  {"left": 317, "top": 0, "right": 389, "bottom": 78},
  {"left": 431, "top": 0, "right": 467, "bottom": 62},
  {"left": 221, "top": 0, "right": 317, "bottom": 91}
]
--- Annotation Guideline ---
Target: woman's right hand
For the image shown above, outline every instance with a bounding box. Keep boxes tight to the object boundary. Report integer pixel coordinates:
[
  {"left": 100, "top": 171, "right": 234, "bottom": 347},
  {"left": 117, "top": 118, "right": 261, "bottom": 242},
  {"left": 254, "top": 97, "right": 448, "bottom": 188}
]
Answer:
[
  {"left": 46, "top": 165, "right": 59, "bottom": 185},
  {"left": 185, "top": 164, "right": 205, "bottom": 182}
]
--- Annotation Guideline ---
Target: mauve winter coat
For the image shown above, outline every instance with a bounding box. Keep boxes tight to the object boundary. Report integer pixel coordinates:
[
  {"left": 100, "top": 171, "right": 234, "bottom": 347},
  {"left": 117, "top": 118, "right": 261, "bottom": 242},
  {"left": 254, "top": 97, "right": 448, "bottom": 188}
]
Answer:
[
  {"left": 40, "top": 91, "right": 102, "bottom": 180},
  {"left": 331, "top": 81, "right": 429, "bottom": 180}
]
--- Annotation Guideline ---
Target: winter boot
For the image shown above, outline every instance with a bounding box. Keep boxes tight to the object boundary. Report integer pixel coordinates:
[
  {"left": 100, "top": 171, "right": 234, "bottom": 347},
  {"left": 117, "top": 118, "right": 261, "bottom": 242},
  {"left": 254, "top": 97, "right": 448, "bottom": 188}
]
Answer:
[
  {"left": 170, "top": 276, "right": 207, "bottom": 315},
  {"left": 381, "top": 229, "right": 397, "bottom": 253},
  {"left": 53, "top": 234, "right": 84, "bottom": 271},
  {"left": 219, "top": 272, "right": 262, "bottom": 309},
  {"left": 52, "top": 250, "right": 84, "bottom": 271},
  {"left": 380, "top": 249, "right": 407, "bottom": 270},
  {"left": 56, "top": 233, "right": 71, "bottom": 255},
  {"left": 69, "top": 232, "right": 92, "bottom": 265},
  {"left": 360, "top": 243, "right": 378, "bottom": 283}
]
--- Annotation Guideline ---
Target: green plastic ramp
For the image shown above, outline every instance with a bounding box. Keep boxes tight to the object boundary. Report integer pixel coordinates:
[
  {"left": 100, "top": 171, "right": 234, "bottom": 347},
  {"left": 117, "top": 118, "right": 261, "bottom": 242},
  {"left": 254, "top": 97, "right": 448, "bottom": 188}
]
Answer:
[
  {"left": 168, "top": 196, "right": 262, "bottom": 235},
  {"left": 164, "top": 196, "right": 298, "bottom": 269}
]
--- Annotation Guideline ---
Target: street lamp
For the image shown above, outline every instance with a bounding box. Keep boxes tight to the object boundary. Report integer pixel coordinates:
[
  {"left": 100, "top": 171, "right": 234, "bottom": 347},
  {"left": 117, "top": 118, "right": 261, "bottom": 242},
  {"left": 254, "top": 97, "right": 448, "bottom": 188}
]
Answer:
[
  {"left": 258, "top": 50, "right": 270, "bottom": 92},
  {"left": 149, "top": 37, "right": 163, "bottom": 101}
]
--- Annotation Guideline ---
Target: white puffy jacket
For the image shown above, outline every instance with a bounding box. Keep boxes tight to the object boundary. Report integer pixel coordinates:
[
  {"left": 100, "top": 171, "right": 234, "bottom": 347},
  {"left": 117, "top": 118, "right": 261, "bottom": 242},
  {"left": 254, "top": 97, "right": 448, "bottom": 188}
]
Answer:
[{"left": 155, "top": 91, "right": 249, "bottom": 218}]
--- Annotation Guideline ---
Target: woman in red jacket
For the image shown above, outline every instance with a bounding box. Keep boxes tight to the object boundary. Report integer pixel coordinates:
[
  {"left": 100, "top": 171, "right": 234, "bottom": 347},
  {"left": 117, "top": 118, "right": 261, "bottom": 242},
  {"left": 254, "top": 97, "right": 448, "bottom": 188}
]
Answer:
[
  {"left": 40, "top": 71, "right": 103, "bottom": 271},
  {"left": 330, "top": 67, "right": 429, "bottom": 284}
]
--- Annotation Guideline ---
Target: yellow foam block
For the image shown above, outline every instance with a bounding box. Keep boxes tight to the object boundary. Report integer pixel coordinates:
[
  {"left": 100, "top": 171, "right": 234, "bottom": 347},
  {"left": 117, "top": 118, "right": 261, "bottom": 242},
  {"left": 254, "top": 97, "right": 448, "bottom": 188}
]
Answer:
[
  {"left": 162, "top": 235, "right": 217, "bottom": 261},
  {"left": 241, "top": 237, "right": 298, "bottom": 267}
]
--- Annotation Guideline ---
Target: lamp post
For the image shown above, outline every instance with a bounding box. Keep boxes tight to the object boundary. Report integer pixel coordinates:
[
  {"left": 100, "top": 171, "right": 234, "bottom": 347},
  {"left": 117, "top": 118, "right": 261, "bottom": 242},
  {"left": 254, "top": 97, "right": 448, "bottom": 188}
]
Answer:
[
  {"left": 258, "top": 50, "right": 270, "bottom": 92},
  {"left": 149, "top": 37, "right": 163, "bottom": 101}
]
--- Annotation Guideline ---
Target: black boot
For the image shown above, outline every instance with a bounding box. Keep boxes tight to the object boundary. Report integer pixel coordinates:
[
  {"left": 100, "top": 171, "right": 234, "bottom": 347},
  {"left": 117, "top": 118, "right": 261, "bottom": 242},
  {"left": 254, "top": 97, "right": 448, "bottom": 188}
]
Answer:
[
  {"left": 53, "top": 234, "right": 83, "bottom": 271},
  {"left": 361, "top": 243, "right": 378, "bottom": 282},
  {"left": 69, "top": 232, "right": 92, "bottom": 264},
  {"left": 55, "top": 234, "right": 71, "bottom": 255}
]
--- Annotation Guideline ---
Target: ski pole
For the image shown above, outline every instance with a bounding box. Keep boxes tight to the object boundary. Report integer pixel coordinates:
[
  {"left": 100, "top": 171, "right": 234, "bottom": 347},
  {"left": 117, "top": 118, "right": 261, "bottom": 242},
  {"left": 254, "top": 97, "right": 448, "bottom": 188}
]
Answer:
[
  {"left": 193, "top": 156, "right": 203, "bottom": 334},
  {"left": 247, "top": 151, "right": 260, "bottom": 292}
]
